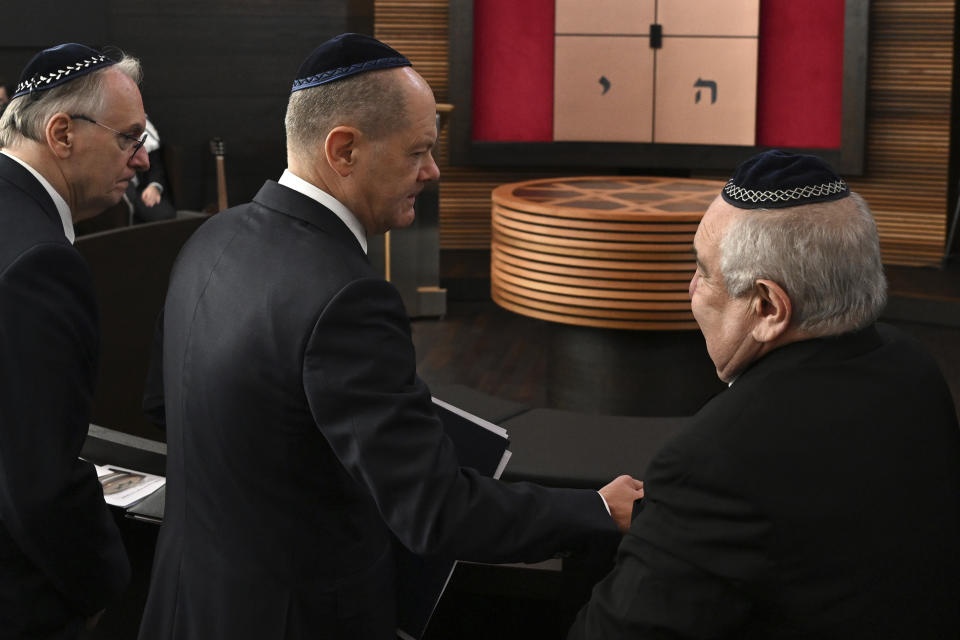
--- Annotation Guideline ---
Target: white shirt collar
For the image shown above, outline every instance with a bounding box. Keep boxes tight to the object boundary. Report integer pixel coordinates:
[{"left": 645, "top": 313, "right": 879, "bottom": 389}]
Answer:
[
  {"left": 278, "top": 169, "right": 367, "bottom": 254},
  {"left": 1, "top": 150, "right": 75, "bottom": 244}
]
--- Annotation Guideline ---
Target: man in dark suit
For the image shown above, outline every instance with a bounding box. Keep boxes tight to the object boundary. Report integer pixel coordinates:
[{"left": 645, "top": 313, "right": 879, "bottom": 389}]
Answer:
[
  {"left": 569, "top": 151, "right": 960, "bottom": 639},
  {"left": 138, "top": 34, "right": 643, "bottom": 640},
  {"left": 0, "top": 43, "right": 150, "bottom": 638}
]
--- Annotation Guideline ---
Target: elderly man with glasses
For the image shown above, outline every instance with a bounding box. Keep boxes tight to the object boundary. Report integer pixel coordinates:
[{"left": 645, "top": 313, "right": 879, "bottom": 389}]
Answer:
[{"left": 0, "top": 43, "right": 149, "bottom": 638}]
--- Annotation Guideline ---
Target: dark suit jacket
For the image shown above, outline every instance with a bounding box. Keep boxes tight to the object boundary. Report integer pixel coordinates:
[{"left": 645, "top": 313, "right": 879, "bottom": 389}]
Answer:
[
  {"left": 570, "top": 324, "right": 960, "bottom": 639},
  {"left": 0, "top": 154, "right": 130, "bottom": 638},
  {"left": 138, "top": 181, "right": 618, "bottom": 640}
]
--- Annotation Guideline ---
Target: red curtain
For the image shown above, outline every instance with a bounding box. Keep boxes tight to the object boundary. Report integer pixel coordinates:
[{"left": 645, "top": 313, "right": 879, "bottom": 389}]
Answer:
[{"left": 471, "top": 0, "right": 845, "bottom": 149}]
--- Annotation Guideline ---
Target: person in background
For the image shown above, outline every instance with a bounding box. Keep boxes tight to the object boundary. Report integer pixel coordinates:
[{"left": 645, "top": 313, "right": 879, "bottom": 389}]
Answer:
[
  {"left": 569, "top": 150, "right": 960, "bottom": 639},
  {"left": 0, "top": 79, "right": 10, "bottom": 114},
  {"left": 0, "top": 43, "right": 149, "bottom": 638},
  {"left": 0, "top": 79, "right": 10, "bottom": 130},
  {"left": 124, "top": 115, "right": 176, "bottom": 223}
]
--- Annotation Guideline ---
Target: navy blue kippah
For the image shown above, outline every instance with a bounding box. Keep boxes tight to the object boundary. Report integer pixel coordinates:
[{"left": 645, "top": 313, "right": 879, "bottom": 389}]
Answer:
[
  {"left": 12, "top": 43, "right": 115, "bottom": 100},
  {"left": 721, "top": 150, "right": 850, "bottom": 210},
  {"left": 291, "top": 33, "right": 411, "bottom": 94}
]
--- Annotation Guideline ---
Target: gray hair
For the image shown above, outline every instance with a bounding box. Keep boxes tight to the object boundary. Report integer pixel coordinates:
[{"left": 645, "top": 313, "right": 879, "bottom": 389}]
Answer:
[
  {"left": 720, "top": 191, "right": 887, "bottom": 336},
  {"left": 0, "top": 55, "right": 142, "bottom": 148},
  {"left": 284, "top": 68, "right": 408, "bottom": 160}
]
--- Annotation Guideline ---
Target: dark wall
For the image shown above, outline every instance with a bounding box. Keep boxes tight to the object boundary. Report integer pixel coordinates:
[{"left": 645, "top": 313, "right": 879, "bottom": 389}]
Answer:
[
  {"left": 0, "top": 2, "right": 107, "bottom": 100},
  {"left": 1, "top": 0, "right": 373, "bottom": 209}
]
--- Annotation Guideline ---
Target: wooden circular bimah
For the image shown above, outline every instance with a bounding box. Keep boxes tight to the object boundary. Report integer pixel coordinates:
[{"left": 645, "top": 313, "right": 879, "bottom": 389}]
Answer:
[
  {"left": 490, "top": 176, "right": 728, "bottom": 415},
  {"left": 491, "top": 176, "right": 723, "bottom": 330}
]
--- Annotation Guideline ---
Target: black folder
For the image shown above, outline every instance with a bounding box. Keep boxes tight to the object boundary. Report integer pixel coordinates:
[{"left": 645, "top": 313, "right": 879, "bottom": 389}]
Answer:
[
  {"left": 396, "top": 397, "right": 512, "bottom": 640},
  {"left": 126, "top": 484, "right": 166, "bottom": 524}
]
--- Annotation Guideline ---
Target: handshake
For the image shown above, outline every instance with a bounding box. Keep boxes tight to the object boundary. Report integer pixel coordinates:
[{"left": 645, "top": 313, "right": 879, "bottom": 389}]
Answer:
[{"left": 599, "top": 475, "right": 645, "bottom": 532}]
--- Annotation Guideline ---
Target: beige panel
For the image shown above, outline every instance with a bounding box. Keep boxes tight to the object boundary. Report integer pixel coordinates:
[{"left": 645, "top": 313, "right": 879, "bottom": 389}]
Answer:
[
  {"left": 654, "top": 37, "right": 757, "bottom": 145},
  {"left": 555, "top": 0, "right": 655, "bottom": 35},
  {"left": 554, "top": 36, "right": 654, "bottom": 142},
  {"left": 658, "top": 0, "right": 760, "bottom": 36}
]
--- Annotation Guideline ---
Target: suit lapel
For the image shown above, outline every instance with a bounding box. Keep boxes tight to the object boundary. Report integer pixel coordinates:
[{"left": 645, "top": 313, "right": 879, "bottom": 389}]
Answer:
[{"left": 0, "top": 154, "right": 62, "bottom": 230}]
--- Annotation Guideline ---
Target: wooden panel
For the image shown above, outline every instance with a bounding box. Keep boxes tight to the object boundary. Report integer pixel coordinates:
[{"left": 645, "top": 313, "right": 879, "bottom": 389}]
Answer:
[
  {"left": 375, "top": 0, "right": 955, "bottom": 266},
  {"left": 844, "top": 1, "right": 955, "bottom": 266},
  {"left": 374, "top": 0, "right": 449, "bottom": 98}
]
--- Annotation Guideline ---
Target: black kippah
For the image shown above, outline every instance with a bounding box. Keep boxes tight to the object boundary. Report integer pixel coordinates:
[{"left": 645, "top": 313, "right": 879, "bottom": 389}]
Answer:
[
  {"left": 291, "top": 33, "right": 411, "bottom": 94},
  {"left": 12, "top": 43, "right": 115, "bottom": 100},
  {"left": 721, "top": 150, "right": 850, "bottom": 210}
]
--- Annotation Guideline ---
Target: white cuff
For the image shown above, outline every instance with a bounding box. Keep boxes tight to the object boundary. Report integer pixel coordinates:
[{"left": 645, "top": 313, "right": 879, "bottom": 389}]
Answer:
[{"left": 598, "top": 491, "right": 611, "bottom": 515}]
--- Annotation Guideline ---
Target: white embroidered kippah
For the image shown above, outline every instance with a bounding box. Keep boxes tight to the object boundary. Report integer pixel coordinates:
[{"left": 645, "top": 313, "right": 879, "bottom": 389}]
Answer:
[
  {"left": 12, "top": 43, "right": 115, "bottom": 99},
  {"left": 721, "top": 150, "right": 850, "bottom": 210}
]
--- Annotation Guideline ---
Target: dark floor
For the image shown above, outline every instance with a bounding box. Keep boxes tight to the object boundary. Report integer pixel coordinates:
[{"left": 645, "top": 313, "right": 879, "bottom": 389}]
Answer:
[
  {"left": 413, "top": 300, "right": 551, "bottom": 408},
  {"left": 886, "top": 260, "right": 960, "bottom": 301}
]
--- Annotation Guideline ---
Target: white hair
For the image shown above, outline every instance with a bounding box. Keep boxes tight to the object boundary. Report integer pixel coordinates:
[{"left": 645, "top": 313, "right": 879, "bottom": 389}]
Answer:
[{"left": 720, "top": 192, "right": 887, "bottom": 336}]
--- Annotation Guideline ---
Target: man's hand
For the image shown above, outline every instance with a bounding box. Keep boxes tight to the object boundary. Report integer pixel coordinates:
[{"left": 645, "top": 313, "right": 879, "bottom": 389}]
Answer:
[
  {"left": 141, "top": 184, "right": 162, "bottom": 207},
  {"left": 599, "top": 474, "right": 644, "bottom": 532}
]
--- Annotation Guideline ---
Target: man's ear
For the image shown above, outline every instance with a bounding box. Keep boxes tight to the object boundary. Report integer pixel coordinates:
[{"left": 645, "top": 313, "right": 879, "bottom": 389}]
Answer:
[
  {"left": 750, "top": 278, "right": 792, "bottom": 343},
  {"left": 324, "top": 126, "right": 360, "bottom": 177},
  {"left": 46, "top": 113, "right": 73, "bottom": 159}
]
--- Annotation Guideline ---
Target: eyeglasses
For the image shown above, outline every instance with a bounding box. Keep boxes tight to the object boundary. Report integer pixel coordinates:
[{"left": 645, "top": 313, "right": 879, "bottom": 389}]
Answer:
[{"left": 69, "top": 114, "right": 148, "bottom": 158}]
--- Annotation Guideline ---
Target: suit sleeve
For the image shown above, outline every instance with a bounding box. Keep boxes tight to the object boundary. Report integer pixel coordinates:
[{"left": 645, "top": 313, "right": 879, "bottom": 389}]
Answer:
[
  {"left": 302, "top": 277, "right": 619, "bottom": 563},
  {"left": 0, "top": 243, "right": 130, "bottom": 615},
  {"left": 569, "top": 433, "right": 762, "bottom": 639}
]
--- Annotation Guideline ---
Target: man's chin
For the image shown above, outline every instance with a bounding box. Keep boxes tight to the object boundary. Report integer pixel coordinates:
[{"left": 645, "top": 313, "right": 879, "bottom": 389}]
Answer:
[
  {"left": 74, "top": 193, "right": 125, "bottom": 223},
  {"left": 392, "top": 209, "right": 417, "bottom": 230}
]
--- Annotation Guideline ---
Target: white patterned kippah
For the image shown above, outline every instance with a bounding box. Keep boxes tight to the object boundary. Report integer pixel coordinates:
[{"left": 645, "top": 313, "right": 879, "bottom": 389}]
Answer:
[
  {"left": 721, "top": 150, "right": 850, "bottom": 210},
  {"left": 12, "top": 43, "right": 115, "bottom": 100}
]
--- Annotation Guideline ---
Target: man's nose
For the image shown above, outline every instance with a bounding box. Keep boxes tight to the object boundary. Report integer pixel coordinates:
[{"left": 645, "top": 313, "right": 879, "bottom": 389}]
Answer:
[
  {"left": 421, "top": 154, "right": 440, "bottom": 182},
  {"left": 129, "top": 144, "right": 150, "bottom": 171}
]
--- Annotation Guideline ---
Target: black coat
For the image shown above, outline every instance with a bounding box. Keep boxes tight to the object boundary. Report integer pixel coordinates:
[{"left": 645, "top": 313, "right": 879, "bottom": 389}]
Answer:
[
  {"left": 570, "top": 324, "right": 960, "bottom": 639},
  {"left": 0, "top": 154, "right": 130, "bottom": 638},
  {"left": 138, "top": 180, "right": 618, "bottom": 639}
]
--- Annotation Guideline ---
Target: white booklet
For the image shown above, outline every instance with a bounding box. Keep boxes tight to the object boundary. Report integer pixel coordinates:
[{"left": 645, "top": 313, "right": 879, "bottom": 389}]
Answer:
[{"left": 95, "top": 463, "right": 166, "bottom": 508}]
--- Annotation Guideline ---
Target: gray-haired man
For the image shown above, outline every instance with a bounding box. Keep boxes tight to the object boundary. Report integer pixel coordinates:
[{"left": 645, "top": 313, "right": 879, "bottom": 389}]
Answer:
[
  {"left": 571, "top": 150, "right": 960, "bottom": 639},
  {"left": 0, "top": 43, "right": 149, "bottom": 637}
]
